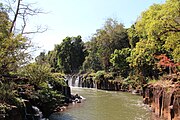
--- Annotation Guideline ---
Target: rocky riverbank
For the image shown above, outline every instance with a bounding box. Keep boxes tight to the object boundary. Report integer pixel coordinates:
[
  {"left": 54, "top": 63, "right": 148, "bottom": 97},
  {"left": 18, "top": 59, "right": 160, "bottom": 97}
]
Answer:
[
  {"left": 143, "top": 75, "right": 180, "bottom": 120},
  {"left": 69, "top": 72, "right": 142, "bottom": 93},
  {"left": 68, "top": 72, "right": 180, "bottom": 120},
  {"left": 0, "top": 75, "right": 72, "bottom": 120}
]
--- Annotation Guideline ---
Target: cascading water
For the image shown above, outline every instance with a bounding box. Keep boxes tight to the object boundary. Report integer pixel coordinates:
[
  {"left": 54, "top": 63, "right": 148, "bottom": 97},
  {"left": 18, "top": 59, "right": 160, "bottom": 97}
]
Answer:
[
  {"left": 66, "top": 76, "right": 73, "bottom": 87},
  {"left": 74, "top": 76, "right": 79, "bottom": 87},
  {"left": 66, "top": 75, "right": 81, "bottom": 87},
  {"left": 66, "top": 75, "right": 95, "bottom": 88}
]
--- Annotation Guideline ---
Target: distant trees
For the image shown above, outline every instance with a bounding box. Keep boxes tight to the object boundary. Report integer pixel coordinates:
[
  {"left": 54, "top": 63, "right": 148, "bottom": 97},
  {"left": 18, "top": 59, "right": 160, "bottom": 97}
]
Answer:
[
  {"left": 83, "top": 18, "right": 130, "bottom": 72},
  {"left": 33, "top": 0, "right": 180, "bottom": 82},
  {"left": 82, "top": 39, "right": 102, "bottom": 72},
  {"left": 46, "top": 36, "right": 86, "bottom": 74},
  {"left": 110, "top": 48, "right": 131, "bottom": 77}
]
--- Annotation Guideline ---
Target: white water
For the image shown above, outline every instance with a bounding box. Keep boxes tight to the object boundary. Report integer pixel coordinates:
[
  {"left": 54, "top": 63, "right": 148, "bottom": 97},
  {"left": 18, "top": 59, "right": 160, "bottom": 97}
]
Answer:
[
  {"left": 74, "top": 76, "right": 79, "bottom": 87},
  {"left": 67, "top": 75, "right": 81, "bottom": 87}
]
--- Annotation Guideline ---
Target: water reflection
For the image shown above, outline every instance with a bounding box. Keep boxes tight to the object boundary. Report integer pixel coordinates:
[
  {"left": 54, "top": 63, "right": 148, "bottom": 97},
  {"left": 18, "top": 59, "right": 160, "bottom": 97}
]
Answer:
[{"left": 49, "top": 113, "right": 74, "bottom": 120}]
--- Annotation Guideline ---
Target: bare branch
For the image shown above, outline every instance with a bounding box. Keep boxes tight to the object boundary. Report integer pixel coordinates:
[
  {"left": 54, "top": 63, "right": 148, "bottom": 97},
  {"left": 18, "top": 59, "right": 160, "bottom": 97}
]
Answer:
[
  {"left": 9, "top": 0, "right": 21, "bottom": 34},
  {"left": 4, "top": 0, "right": 48, "bottom": 35},
  {"left": 6, "top": 0, "right": 16, "bottom": 15},
  {"left": 21, "top": 9, "right": 27, "bottom": 34},
  {"left": 22, "top": 25, "right": 48, "bottom": 35}
]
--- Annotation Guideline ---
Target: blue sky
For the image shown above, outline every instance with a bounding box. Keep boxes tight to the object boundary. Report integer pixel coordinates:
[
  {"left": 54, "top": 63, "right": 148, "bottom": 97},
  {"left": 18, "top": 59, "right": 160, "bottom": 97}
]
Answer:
[{"left": 28, "top": 0, "right": 165, "bottom": 56}]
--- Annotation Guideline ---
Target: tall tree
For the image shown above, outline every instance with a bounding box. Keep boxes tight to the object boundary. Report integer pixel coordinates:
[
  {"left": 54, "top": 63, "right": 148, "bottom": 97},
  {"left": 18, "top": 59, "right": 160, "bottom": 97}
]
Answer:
[
  {"left": 83, "top": 38, "right": 102, "bottom": 72},
  {"left": 127, "top": 24, "right": 139, "bottom": 48},
  {"left": 0, "top": 5, "right": 29, "bottom": 75},
  {"left": 95, "top": 18, "right": 130, "bottom": 71},
  {"left": 56, "top": 36, "right": 86, "bottom": 74},
  {"left": 128, "top": 0, "right": 180, "bottom": 77},
  {"left": 2, "top": 0, "right": 47, "bottom": 34}
]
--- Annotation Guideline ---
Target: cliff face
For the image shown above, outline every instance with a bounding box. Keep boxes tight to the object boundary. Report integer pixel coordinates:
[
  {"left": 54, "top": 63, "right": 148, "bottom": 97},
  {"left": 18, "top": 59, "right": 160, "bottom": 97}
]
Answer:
[{"left": 143, "top": 79, "right": 180, "bottom": 120}]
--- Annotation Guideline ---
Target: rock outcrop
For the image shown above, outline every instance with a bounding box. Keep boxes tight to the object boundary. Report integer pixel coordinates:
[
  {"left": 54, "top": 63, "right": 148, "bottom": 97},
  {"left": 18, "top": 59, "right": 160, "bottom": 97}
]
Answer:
[{"left": 143, "top": 76, "right": 180, "bottom": 120}]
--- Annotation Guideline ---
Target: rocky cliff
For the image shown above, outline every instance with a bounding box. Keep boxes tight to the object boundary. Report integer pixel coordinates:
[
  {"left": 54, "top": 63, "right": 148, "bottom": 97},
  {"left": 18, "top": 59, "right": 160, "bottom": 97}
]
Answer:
[{"left": 143, "top": 75, "right": 180, "bottom": 120}]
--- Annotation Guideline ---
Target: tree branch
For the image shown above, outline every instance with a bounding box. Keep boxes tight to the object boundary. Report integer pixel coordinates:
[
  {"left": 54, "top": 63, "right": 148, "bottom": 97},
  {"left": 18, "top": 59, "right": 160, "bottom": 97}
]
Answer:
[
  {"left": 9, "top": 0, "right": 21, "bottom": 34},
  {"left": 22, "top": 25, "right": 48, "bottom": 34}
]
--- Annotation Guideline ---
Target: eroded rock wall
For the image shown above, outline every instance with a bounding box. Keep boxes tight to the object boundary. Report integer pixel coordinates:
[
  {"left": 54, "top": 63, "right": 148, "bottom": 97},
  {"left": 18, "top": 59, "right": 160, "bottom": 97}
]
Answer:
[{"left": 143, "top": 81, "right": 180, "bottom": 120}]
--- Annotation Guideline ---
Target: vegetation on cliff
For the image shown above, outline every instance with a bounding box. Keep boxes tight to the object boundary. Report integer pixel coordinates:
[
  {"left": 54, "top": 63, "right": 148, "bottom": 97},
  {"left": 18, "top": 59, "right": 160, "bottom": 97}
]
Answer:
[{"left": 0, "top": 1, "right": 69, "bottom": 119}]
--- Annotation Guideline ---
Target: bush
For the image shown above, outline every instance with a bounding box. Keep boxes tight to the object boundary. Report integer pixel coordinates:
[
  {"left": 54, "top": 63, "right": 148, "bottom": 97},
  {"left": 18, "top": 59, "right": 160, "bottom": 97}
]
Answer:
[{"left": 94, "top": 70, "right": 106, "bottom": 81}]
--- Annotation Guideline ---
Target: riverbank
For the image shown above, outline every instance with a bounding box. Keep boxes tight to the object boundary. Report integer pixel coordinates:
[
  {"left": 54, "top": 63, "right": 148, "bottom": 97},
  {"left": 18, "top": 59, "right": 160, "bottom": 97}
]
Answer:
[
  {"left": 0, "top": 74, "right": 72, "bottom": 120},
  {"left": 67, "top": 72, "right": 180, "bottom": 120},
  {"left": 143, "top": 75, "right": 180, "bottom": 120}
]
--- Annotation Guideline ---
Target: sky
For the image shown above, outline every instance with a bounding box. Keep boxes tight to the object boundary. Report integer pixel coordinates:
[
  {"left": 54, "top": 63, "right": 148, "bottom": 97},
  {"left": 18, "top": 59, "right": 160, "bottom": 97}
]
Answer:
[{"left": 26, "top": 0, "right": 165, "bottom": 57}]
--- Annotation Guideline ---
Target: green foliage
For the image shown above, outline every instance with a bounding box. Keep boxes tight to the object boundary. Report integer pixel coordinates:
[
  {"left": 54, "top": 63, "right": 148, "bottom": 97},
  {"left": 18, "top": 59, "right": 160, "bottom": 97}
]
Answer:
[
  {"left": 50, "top": 35, "right": 86, "bottom": 74},
  {"left": 128, "top": 0, "right": 180, "bottom": 77},
  {"left": 47, "top": 50, "right": 59, "bottom": 72},
  {"left": 95, "top": 18, "right": 130, "bottom": 70},
  {"left": 110, "top": 48, "right": 131, "bottom": 77},
  {"left": 94, "top": 71, "right": 106, "bottom": 81},
  {"left": 0, "top": 7, "right": 30, "bottom": 75},
  {"left": 35, "top": 52, "right": 47, "bottom": 65},
  {"left": 127, "top": 24, "right": 139, "bottom": 48},
  {"left": 83, "top": 18, "right": 130, "bottom": 72},
  {"left": 82, "top": 39, "right": 102, "bottom": 72},
  {"left": 50, "top": 73, "right": 67, "bottom": 86},
  {"left": 37, "top": 88, "right": 64, "bottom": 103},
  {"left": 125, "top": 74, "right": 145, "bottom": 89},
  {"left": 135, "top": 0, "right": 180, "bottom": 61},
  {"left": 0, "top": 81, "right": 16, "bottom": 103},
  {"left": 18, "top": 63, "right": 52, "bottom": 86},
  {"left": 0, "top": 9, "right": 9, "bottom": 39}
]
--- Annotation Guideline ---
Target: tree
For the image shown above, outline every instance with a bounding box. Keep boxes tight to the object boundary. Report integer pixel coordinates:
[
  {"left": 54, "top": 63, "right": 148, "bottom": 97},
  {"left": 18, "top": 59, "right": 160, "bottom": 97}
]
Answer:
[
  {"left": 0, "top": 5, "right": 29, "bottom": 75},
  {"left": 18, "top": 63, "right": 51, "bottom": 86},
  {"left": 71, "top": 35, "right": 86, "bottom": 71},
  {"left": 2, "top": 0, "right": 47, "bottom": 34},
  {"left": 0, "top": 1, "right": 48, "bottom": 75},
  {"left": 110, "top": 48, "right": 131, "bottom": 77},
  {"left": 82, "top": 38, "right": 102, "bottom": 72},
  {"left": 56, "top": 36, "right": 86, "bottom": 74},
  {"left": 155, "top": 54, "right": 180, "bottom": 75},
  {"left": 128, "top": 0, "right": 180, "bottom": 78},
  {"left": 127, "top": 24, "right": 139, "bottom": 48},
  {"left": 47, "top": 50, "right": 59, "bottom": 72},
  {"left": 94, "top": 18, "right": 130, "bottom": 71},
  {"left": 35, "top": 51, "right": 47, "bottom": 65}
]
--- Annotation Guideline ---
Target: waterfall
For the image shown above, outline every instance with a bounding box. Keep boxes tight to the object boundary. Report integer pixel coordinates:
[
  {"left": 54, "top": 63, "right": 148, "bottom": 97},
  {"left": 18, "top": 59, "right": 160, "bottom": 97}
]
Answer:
[
  {"left": 74, "top": 76, "right": 79, "bottom": 87},
  {"left": 66, "top": 75, "right": 96, "bottom": 88},
  {"left": 22, "top": 99, "right": 45, "bottom": 120},
  {"left": 66, "top": 75, "right": 81, "bottom": 87},
  {"left": 66, "top": 76, "right": 73, "bottom": 87}
]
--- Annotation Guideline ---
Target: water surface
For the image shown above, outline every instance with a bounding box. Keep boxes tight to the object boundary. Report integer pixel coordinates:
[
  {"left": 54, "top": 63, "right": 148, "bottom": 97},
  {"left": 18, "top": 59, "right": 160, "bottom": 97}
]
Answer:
[{"left": 50, "top": 87, "right": 151, "bottom": 120}]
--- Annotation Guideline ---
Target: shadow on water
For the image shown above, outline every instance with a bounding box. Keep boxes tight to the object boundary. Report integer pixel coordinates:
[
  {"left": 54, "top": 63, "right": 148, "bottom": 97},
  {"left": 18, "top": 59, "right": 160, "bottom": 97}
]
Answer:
[{"left": 49, "top": 112, "right": 74, "bottom": 120}]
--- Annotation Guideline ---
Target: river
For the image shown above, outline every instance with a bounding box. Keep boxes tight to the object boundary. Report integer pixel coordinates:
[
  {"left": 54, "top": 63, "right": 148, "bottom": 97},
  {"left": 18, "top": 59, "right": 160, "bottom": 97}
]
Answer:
[{"left": 49, "top": 87, "right": 152, "bottom": 120}]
